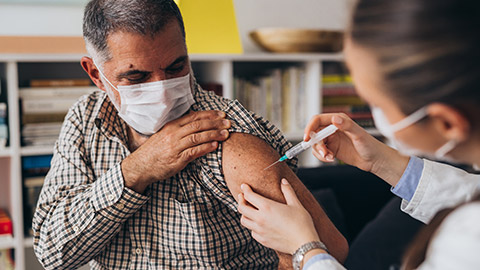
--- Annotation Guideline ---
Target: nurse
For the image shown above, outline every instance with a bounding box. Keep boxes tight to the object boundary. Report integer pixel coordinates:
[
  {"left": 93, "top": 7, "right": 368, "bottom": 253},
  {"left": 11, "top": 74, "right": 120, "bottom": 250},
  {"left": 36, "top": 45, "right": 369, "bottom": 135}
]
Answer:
[{"left": 237, "top": 0, "right": 480, "bottom": 269}]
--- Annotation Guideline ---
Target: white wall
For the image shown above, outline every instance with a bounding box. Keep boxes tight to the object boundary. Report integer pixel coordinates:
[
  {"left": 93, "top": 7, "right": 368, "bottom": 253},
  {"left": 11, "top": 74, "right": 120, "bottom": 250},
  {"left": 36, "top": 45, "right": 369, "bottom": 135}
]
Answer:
[
  {"left": 0, "top": 0, "right": 352, "bottom": 52},
  {"left": 0, "top": 4, "right": 84, "bottom": 36}
]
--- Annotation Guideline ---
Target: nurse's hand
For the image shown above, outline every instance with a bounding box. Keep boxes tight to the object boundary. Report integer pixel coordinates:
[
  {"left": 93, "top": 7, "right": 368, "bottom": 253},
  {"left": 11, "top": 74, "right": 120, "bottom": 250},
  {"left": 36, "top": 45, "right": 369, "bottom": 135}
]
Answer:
[
  {"left": 305, "top": 113, "right": 409, "bottom": 187},
  {"left": 238, "top": 179, "right": 322, "bottom": 255}
]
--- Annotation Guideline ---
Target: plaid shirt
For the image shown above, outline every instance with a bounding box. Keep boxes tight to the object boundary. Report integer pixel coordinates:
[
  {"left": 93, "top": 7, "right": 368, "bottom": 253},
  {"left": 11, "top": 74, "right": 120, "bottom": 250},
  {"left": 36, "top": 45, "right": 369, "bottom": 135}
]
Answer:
[{"left": 33, "top": 85, "right": 297, "bottom": 270}]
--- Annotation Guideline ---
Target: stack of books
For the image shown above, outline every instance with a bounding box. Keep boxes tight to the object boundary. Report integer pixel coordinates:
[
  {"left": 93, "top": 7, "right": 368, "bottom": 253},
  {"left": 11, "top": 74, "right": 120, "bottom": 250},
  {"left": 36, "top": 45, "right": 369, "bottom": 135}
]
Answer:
[
  {"left": 19, "top": 79, "right": 96, "bottom": 147},
  {"left": 234, "top": 66, "right": 307, "bottom": 134},
  {"left": 322, "top": 64, "right": 374, "bottom": 130},
  {"left": 22, "top": 155, "right": 52, "bottom": 236},
  {"left": 0, "top": 209, "right": 13, "bottom": 245}
]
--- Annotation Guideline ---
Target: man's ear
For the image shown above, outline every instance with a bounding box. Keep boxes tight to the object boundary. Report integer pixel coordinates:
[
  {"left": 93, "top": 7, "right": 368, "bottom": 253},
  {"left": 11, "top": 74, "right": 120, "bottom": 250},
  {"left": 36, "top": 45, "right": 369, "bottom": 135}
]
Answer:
[
  {"left": 427, "top": 103, "right": 470, "bottom": 142},
  {"left": 81, "top": 56, "right": 106, "bottom": 91}
]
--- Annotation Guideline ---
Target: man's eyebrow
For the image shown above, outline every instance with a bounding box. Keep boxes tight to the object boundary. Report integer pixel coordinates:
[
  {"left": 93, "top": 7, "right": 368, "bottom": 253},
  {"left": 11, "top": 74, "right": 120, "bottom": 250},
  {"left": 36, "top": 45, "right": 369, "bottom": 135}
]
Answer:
[
  {"left": 117, "top": 69, "right": 151, "bottom": 79},
  {"left": 165, "top": 55, "right": 188, "bottom": 69}
]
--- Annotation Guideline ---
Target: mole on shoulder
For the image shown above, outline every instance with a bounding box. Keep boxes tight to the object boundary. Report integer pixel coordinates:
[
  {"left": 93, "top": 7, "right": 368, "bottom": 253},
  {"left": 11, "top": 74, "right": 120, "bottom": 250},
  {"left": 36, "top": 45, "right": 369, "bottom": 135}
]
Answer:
[{"left": 234, "top": 166, "right": 237, "bottom": 170}]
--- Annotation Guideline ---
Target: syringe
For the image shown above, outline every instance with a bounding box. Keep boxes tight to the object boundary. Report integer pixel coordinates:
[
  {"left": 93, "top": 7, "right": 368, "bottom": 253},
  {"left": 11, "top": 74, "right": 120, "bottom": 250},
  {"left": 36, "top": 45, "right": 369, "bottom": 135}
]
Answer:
[{"left": 264, "top": 124, "right": 339, "bottom": 170}]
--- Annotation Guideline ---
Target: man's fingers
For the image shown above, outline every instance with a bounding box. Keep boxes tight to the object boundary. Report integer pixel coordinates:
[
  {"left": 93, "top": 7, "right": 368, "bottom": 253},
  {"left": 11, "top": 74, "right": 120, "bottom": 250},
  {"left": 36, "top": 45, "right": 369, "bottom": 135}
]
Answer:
[
  {"left": 179, "top": 118, "right": 231, "bottom": 138},
  {"left": 175, "top": 110, "right": 226, "bottom": 126},
  {"left": 179, "top": 129, "right": 229, "bottom": 149},
  {"left": 180, "top": 141, "right": 219, "bottom": 162}
]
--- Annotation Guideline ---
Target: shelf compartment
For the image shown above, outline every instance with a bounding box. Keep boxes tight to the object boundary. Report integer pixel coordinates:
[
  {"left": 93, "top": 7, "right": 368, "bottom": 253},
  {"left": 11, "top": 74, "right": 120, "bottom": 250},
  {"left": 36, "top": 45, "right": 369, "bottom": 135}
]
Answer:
[
  {"left": 20, "top": 146, "right": 54, "bottom": 156},
  {"left": 0, "top": 235, "right": 14, "bottom": 249},
  {"left": 23, "top": 237, "right": 33, "bottom": 248},
  {"left": 0, "top": 148, "right": 11, "bottom": 157}
]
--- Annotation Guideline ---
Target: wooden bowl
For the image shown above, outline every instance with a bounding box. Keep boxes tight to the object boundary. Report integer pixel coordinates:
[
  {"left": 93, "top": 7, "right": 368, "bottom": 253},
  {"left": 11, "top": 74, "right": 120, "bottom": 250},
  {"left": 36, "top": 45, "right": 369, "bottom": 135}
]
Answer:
[{"left": 250, "top": 28, "right": 344, "bottom": 53}]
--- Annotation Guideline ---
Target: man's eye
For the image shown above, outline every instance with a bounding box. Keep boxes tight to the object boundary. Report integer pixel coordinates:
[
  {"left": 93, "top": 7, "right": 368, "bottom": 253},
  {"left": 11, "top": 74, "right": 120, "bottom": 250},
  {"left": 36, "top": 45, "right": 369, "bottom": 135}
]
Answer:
[
  {"left": 127, "top": 74, "right": 148, "bottom": 83},
  {"left": 167, "top": 65, "right": 185, "bottom": 74}
]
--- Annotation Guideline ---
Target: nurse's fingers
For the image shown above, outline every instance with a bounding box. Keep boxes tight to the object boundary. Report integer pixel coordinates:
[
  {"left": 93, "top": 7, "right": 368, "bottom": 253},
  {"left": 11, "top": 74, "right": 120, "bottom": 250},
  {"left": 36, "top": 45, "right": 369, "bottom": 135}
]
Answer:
[
  {"left": 240, "top": 215, "right": 259, "bottom": 232},
  {"left": 237, "top": 193, "right": 259, "bottom": 218},
  {"left": 305, "top": 113, "right": 366, "bottom": 141},
  {"left": 312, "top": 146, "right": 335, "bottom": 162},
  {"left": 312, "top": 141, "right": 335, "bottom": 162},
  {"left": 304, "top": 113, "right": 338, "bottom": 141},
  {"left": 240, "top": 183, "right": 275, "bottom": 210},
  {"left": 280, "top": 179, "right": 302, "bottom": 206},
  {"left": 330, "top": 114, "right": 368, "bottom": 140}
]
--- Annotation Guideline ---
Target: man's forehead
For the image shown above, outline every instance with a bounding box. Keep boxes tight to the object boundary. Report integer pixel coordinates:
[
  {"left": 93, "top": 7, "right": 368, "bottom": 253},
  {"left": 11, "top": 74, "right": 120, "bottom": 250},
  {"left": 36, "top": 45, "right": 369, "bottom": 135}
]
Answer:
[{"left": 104, "top": 23, "right": 186, "bottom": 70}]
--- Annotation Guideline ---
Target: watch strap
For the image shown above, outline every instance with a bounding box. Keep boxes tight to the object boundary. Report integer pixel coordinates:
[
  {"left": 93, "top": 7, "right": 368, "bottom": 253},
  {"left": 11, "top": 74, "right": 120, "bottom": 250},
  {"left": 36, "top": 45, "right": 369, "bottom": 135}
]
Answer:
[{"left": 292, "top": 241, "right": 328, "bottom": 270}]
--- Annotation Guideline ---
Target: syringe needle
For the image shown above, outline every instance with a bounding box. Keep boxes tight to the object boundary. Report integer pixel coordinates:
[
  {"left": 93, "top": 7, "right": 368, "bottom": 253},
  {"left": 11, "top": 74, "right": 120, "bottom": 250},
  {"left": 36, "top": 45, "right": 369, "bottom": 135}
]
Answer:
[{"left": 263, "top": 160, "right": 281, "bottom": 171}]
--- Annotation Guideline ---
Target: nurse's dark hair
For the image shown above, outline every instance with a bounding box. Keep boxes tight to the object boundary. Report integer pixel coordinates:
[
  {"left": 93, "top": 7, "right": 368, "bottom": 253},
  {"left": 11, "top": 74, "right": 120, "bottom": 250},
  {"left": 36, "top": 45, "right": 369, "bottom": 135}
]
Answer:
[
  {"left": 350, "top": 1, "right": 480, "bottom": 268},
  {"left": 83, "top": 0, "right": 185, "bottom": 64},
  {"left": 350, "top": 0, "right": 480, "bottom": 119}
]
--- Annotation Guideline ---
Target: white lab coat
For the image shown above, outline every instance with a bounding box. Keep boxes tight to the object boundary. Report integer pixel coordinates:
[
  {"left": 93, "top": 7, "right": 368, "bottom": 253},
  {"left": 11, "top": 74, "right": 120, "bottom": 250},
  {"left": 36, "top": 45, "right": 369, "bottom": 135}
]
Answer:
[{"left": 304, "top": 159, "right": 480, "bottom": 270}]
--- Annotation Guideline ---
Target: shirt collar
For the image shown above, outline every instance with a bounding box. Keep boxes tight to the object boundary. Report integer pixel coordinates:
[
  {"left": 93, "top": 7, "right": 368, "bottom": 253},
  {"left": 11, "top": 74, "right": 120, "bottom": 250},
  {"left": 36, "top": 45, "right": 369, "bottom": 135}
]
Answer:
[{"left": 93, "top": 92, "right": 129, "bottom": 143}]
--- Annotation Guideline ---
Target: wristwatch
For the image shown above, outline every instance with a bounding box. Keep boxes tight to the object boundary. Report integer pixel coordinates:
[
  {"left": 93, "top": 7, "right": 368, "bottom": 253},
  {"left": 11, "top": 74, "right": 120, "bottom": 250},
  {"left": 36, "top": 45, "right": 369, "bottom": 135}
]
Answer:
[{"left": 292, "top": 241, "right": 328, "bottom": 270}]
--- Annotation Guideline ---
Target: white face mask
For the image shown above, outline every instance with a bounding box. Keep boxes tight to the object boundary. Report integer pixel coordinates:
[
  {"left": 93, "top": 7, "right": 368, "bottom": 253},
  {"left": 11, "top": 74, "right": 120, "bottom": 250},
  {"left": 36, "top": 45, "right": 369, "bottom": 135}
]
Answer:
[
  {"left": 94, "top": 61, "right": 194, "bottom": 135},
  {"left": 371, "top": 106, "right": 458, "bottom": 160}
]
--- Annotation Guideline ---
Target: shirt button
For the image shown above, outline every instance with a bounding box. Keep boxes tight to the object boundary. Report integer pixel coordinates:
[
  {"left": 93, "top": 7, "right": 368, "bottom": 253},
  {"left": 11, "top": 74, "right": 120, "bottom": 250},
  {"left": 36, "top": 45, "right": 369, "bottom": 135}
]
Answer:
[
  {"left": 73, "top": 225, "right": 79, "bottom": 232},
  {"left": 135, "top": 248, "right": 142, "bottom": 255},
  {"left": 108, "top": 194, "right": 115, "bottom": 201},
  {"left": 117, "top": 203, "right": 125, "bottom": 210}
]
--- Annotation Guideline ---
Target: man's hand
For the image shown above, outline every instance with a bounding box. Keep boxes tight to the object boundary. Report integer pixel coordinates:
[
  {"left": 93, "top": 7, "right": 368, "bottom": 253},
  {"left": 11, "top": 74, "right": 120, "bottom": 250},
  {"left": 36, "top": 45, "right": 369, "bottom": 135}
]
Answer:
[{"left": 122, "top": 110, "right": 231, "bottom": 193}]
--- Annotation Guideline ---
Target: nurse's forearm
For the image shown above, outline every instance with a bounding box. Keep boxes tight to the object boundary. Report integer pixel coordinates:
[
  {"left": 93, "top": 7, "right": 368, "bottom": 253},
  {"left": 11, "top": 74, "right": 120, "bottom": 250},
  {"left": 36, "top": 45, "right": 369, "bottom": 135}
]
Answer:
[{"left": 371, "top": 146, "right": 410, "bottom": 187}]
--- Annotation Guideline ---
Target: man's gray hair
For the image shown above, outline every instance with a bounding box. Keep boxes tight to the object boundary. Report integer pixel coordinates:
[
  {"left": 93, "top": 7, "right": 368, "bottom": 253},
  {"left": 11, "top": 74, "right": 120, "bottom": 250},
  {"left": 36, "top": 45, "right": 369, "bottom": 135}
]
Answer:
[{"left": 83, "top": 0, "right": 186, "bottom": 65}]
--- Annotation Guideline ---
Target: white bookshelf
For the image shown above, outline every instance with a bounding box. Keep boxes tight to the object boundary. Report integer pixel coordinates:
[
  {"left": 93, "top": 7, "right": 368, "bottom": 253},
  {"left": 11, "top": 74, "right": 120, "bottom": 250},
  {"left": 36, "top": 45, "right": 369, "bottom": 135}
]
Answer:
[{"left": 0, "top": 52, "right": 355, "bottom": 270}]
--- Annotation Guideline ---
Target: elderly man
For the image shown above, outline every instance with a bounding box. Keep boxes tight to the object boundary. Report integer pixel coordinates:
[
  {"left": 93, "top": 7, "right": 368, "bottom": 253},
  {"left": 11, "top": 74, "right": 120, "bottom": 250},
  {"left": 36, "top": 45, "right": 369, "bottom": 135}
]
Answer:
[{"left": 33, "top": 0, "right": 347, "bottom": 269}]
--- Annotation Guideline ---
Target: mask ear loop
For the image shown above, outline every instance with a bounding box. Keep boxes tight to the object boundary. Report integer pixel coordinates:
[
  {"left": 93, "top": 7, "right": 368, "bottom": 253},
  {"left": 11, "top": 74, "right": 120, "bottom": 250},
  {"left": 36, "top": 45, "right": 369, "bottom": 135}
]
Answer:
[
  {"left": 435, "top": 139, "right": 458, "bottom": 158},
  {"left": 390, "top": 107, "right": 429, "bottom": 133},
  {"left": 93, "top": 59, "right": 124, "bottom": 113},
  {"left": 93, "top": 59, "right": 118, "bottom": 91}
]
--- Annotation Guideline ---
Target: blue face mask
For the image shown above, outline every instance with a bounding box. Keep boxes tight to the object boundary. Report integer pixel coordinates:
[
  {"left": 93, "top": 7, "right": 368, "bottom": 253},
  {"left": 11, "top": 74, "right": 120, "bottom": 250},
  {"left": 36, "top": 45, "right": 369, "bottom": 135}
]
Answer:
[{"left": 371, "top": 106, "right": 458, "bottom": 160}]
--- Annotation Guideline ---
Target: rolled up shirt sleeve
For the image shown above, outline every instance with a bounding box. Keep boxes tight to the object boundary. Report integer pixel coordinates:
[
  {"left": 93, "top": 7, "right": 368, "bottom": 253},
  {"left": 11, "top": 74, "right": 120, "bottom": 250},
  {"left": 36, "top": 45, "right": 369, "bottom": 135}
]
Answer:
[
  {"left": 391, "top": 156, "right": 424, "bottom": 202},
  {"left": 32, "top": 103, "right": 149, "bottom": 270}
]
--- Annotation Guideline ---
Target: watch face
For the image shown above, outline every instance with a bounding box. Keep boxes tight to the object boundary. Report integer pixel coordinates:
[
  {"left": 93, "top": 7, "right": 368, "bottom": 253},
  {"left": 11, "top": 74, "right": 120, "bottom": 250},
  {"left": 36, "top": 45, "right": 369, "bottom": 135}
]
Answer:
[{"left": 292, "top": 251, "right": 304, "bottom": 270}]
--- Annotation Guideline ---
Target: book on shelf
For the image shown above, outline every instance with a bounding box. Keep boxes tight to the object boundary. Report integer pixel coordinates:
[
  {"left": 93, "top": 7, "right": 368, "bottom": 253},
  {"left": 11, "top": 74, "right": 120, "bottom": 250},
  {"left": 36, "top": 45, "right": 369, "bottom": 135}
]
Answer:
[
  {"left": 0, "top": 103, "right": 7, "bottom": 148},
  {"left": 22, "top": 155, "right": 52, "bottom": 236},
  {"left": 234, "top": 66, "right": 307, "bottom": 135},
  {"left": 322, "top": 63, "right": 375, "bottom": 129},
  {"left": 0, "top": 209, "right": 12, "bottom": 240},
  {"left": 23, "top": 176, "right": 45, "bottom": 237},
  {"left": 30, "top": 78, "right": 92, "bottom": 87},
  {"left": 0, "top": 209, "right": 13, "bottom": 263},
  {"left": 0, "top": 249, "right": 14, "bottom": 270},
  {"left": 22, "top": 155, "right": 53, "bottom": 175},
  {"left": 19, "top": 86, "right": 97, "bottom": 99},
  {"left": 200, "top": 82, "right": 223, "bottom": 97},
  {"left": 19, "top": 86, "right": 97, "bottom": 147}
]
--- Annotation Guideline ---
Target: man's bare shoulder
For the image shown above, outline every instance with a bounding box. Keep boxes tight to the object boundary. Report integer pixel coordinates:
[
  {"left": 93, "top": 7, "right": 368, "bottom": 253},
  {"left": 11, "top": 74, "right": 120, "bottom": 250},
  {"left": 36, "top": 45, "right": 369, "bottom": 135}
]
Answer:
[{"left": 222, "top": 132, "right": 298, "bottom": 203}]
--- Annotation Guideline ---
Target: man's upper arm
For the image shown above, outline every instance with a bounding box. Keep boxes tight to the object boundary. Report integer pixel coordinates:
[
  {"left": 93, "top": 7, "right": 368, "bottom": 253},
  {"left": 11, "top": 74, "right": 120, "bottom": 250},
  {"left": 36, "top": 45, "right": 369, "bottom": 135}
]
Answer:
[{"left": 222, "top": 132, "right": 348, "bottom": 262}]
